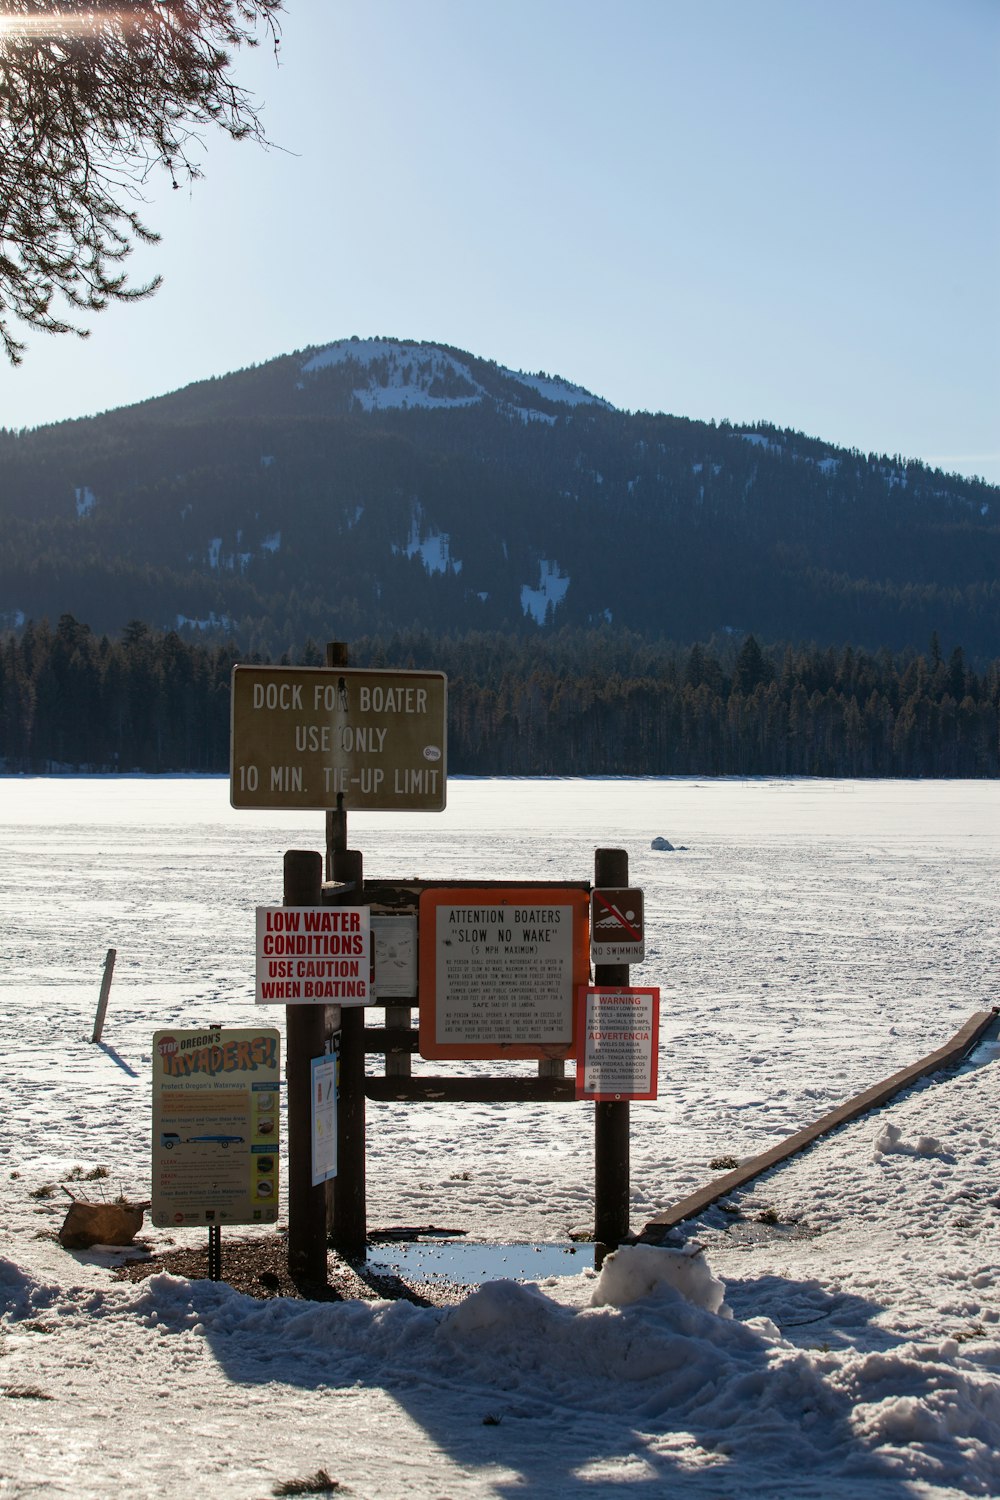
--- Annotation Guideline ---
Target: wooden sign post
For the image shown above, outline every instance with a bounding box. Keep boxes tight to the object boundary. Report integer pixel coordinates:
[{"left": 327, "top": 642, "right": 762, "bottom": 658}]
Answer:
[
  {"left": 282, "top": 848, "right": 334, "bottom": 1286},
  {"left": 593, "top": 847, "right": 631, "bottom": 1263},
  {"left": 325, "top": 640, "right": 368, "bottom": 1262},
  {"left": 91, "top": 948, "right": 117, "bottom": 1044}
]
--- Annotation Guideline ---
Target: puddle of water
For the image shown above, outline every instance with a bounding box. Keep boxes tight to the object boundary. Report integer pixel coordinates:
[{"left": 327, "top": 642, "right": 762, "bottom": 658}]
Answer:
[{"left": 364, "top": 1240, "right": 594, "bottom": 1285}]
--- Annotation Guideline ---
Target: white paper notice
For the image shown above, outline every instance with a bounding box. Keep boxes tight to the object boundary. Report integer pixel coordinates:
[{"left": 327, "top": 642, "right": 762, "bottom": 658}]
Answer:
[
  {"left": 371, "top": 914, "right": 418, "bottom": 998},
  {"left": 310, "top": 1054, "right": 337, "bottom": 1185}
]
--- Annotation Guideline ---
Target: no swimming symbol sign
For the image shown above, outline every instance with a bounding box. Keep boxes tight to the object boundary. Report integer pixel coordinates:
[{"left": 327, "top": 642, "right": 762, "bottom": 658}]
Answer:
[{"left": 590, "top": 887, "right": 644, "bottom": 963}]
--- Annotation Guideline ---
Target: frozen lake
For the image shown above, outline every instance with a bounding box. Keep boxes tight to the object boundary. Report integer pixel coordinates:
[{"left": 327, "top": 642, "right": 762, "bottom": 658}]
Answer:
[
  {"left": 3, "top": 775, "right": 998, "bottom": 1238},
  {"left": 3, "top": 775, "right": 1000, "bottom": 1500}
]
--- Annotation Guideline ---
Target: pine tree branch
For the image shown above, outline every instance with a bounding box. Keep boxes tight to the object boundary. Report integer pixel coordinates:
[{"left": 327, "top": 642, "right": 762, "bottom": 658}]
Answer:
[{"left": 0, "top": 0, "right": 282, "bottom": 362}]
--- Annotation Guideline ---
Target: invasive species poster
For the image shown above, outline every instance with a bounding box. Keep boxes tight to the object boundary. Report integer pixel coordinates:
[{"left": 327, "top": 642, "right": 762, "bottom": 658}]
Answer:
[{"left": 151, "top": 1028, "right": 280, "bottom": 1227}]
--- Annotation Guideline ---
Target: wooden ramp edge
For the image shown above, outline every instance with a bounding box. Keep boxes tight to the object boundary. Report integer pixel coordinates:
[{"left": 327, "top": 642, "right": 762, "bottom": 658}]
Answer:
[{"left": 638, "top": 1005, "right": 999, "bottom": 1241}]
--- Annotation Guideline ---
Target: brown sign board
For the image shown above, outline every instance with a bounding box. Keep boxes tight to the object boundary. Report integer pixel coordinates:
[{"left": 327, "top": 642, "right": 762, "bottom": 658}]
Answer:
[
  {"left": 230, "top": 665, "right": 447, "bottom": 811},
  {"left": 590, "top": 887, "right": 644, "bottom": 962},
  {"left": 418, "top": 885, "right": 591, "bottom": 1061}
]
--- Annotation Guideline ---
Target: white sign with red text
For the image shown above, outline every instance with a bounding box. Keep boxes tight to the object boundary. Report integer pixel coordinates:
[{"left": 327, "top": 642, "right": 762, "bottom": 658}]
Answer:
[
  {"left": 576, "top": 986, "right": 659, "bottom": 1100},
  {"left": 255, "top": 906, "right": 371, "bottom": 1005}
]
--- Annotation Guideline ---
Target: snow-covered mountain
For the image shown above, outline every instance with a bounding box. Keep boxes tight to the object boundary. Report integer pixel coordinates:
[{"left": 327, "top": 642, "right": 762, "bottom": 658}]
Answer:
[{"left": 0, "top": 336, "right": 996, "bottom": 655}]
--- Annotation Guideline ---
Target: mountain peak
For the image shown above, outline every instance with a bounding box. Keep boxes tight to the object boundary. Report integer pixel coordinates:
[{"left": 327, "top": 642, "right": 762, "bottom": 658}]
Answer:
[{"left": 300, "top": 337, "right": 612, "bottom": 416}]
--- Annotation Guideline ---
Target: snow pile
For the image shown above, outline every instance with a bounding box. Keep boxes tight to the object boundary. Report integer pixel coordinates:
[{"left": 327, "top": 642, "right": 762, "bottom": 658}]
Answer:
[
  {"left": 7, "top": 1247, "right": 999, "bottom": 1497},
  {"left": 837, "top": 1343, "right": 1000, "bottom": 1489},
  {"left": 591, "top": 1241, "right": 732, "bottom": 1316},
  {"left": 0, "top": 1255, "right": 56, "bottom": 1319},
  {"left": 873, "top": 1119, "right": 943, "bottom": 1158}
]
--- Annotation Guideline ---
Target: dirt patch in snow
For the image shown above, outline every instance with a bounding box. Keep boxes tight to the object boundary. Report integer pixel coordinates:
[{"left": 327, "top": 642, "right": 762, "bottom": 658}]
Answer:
[{"left": 112, "top": 1232, "right": 470, "bottom": 1306}]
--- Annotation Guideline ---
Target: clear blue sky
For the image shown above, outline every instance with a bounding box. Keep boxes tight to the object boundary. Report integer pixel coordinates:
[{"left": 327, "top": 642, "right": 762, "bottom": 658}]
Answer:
[{"left": 1, "top": 0, "right": 997, "bottom": 482}]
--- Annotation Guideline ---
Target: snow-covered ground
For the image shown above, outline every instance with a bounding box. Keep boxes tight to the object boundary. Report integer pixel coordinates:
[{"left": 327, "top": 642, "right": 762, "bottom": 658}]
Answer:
[{"left": 1, "top": 776, "right": 998, "bottom": 1498}]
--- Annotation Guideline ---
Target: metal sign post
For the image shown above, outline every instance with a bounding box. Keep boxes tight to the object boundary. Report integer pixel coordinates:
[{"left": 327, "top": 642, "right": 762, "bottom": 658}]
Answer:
[{"left": 208, "top": 1223, "right": 222, "bottom": 1281}]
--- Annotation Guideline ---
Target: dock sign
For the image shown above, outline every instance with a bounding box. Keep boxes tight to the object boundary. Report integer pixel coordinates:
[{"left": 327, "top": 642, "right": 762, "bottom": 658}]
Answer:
[
  {"left": 230, "top": 665, "right": 447, "bottom": 811},
  {"left": 590, "top": 887, "right": 644, "bottom": 963}
]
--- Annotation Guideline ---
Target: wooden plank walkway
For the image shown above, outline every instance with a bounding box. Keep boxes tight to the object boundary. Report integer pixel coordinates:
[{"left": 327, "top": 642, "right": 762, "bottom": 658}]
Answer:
[{"left": 638, "top": 1005, "right": 999, "bottom": 1241}]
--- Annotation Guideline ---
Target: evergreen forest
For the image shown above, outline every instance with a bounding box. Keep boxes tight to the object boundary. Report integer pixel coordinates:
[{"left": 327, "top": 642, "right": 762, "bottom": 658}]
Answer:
[{"left": 3, "top": 615, "right": 997, "bottom": 780}]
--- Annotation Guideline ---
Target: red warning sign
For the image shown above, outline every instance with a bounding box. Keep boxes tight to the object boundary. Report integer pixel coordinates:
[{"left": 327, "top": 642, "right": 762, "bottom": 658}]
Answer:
[{"left": 576, "top": 986, "right": 659, "bottom": 1100}]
